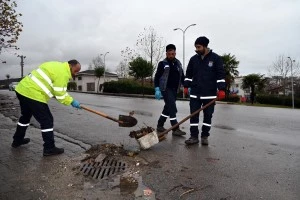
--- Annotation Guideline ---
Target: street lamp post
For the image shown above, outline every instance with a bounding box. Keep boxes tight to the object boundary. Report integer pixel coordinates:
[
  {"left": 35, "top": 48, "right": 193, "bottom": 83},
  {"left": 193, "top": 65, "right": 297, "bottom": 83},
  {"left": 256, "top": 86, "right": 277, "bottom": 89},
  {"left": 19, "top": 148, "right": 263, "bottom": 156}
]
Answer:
[
  {"left": 174, "top": 23, "right": 196, "bottom": 98},
  {"left": 174, "top": 24, "right": 196, "bottom": 74},
  {"left": 287, "top": 56, "right": 295, "bottom": 109}
]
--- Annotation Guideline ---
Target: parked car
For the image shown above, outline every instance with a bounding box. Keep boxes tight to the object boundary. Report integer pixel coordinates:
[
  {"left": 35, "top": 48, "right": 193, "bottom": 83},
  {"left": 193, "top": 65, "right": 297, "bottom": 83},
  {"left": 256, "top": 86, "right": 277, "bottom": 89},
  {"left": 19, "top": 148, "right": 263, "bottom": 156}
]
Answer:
[{"left": 9, "top": 82, "right": 19, "bottom": 91}]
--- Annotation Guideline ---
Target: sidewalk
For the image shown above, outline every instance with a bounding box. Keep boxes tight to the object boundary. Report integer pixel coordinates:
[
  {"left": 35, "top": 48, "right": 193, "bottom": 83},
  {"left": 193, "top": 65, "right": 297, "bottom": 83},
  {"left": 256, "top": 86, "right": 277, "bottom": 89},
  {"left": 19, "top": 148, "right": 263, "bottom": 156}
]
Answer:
[
  {"left": 0, "top": 93, "right": 155, "bottom": 200},
  {"left": 0, "top": 112, "right": 88, "bottom": 199},
  {"left": 0, "top": 93, "right": 89, "bottom": 199}
]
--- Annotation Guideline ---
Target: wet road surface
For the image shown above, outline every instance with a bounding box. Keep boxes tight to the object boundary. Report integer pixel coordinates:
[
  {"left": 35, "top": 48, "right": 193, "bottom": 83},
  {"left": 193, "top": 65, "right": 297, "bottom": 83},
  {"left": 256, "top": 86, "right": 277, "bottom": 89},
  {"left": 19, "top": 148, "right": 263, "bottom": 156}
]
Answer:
[{"left": 1, "top": 90, "right": 299, "bottom": 199}]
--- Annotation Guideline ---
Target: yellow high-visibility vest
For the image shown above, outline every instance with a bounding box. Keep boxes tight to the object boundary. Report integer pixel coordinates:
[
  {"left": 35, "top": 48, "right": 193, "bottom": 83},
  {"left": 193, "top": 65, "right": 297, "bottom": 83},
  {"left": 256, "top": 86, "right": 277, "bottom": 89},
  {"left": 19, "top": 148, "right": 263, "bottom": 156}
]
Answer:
[{"left": 15, "top": 61, "right": 74, "bottom": 105}]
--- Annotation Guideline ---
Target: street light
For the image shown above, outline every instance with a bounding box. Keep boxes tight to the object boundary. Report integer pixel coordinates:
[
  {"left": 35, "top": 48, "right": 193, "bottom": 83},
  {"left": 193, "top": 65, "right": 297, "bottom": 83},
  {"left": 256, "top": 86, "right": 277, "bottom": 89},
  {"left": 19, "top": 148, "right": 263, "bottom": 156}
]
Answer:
[
  {"left": 174, "top": 23, "right": 196, "bottom": 98},
  {"left": 100, "top": 52, "right": 109, "bottom": 82},
  {"left": 287, "top": 57, "right": 295, "bottom": 109},
  {"left": 173, "top": 24, "right": 196, "bottom": 73}
]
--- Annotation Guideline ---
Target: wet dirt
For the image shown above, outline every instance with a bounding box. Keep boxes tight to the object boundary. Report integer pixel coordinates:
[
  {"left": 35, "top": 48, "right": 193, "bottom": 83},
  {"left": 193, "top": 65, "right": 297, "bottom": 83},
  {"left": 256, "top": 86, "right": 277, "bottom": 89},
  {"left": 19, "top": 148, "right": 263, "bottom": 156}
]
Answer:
[
  {"left": 129, "top": 126, "right": 155, "bottom": 139},
  {"left": 79, "top": 143, "right": 156, "bottom": 199},
  {"left": 82, "top": 143, "right": 140, "bottom": 162}
]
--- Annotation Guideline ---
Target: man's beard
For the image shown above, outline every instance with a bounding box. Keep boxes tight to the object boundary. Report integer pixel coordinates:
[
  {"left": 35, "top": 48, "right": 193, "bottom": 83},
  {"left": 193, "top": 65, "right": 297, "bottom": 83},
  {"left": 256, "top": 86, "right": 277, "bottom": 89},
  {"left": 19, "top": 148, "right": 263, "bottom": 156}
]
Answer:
[{"left": 195, "top": 50, "right": 204, "bottom": 55}]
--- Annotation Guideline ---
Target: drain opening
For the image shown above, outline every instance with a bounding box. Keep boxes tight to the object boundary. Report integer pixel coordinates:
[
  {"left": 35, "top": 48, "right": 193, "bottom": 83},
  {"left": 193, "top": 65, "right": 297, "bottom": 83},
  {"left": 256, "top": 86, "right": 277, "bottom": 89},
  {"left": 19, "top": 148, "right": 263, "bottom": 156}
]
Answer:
[{"left": 80, "top": 157, "right": 127, "bottom": 179}]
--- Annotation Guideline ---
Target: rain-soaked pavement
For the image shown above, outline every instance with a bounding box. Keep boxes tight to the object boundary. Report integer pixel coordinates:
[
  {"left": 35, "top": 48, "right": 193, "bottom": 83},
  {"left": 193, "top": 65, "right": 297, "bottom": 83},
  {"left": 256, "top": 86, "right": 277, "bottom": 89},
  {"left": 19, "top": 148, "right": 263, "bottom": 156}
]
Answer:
[{"left": 0, "top": 90, "right": 299, "bottom": 199}]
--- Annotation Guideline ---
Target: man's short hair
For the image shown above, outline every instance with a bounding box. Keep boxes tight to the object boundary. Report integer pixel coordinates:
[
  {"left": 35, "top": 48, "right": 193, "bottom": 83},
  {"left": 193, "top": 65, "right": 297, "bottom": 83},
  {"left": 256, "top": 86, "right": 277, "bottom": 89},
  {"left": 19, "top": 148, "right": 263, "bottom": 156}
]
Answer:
[
  {"left": 166, "top": 44, "right": 176, "bottom": 52},
  {"left": 68, "top": 59, "right": 80, "bottom": 66}
]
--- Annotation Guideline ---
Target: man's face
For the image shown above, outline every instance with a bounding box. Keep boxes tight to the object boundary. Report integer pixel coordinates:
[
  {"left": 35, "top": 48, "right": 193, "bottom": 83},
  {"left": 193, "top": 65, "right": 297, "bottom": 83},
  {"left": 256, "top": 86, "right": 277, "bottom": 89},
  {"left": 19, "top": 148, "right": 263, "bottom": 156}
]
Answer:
[
  {"left": 195, "top": 45, "right": 206, "bottom": 55},
  {"left": 166, "top": 50, "right": 176, "bottom": 61},
  {"left": 71, "top": 64, "right": 81, "bottom": 78}
]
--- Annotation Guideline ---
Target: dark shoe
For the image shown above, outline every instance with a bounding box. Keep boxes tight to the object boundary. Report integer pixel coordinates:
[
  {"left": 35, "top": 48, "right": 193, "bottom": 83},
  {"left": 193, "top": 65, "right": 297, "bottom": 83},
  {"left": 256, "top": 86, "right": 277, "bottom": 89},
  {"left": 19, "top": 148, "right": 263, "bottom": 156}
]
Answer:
[
  {"left": 157, "top": 126, "right": 166, "bottom": 132},
  {"left": 11, "top": 138, "right": 30, "bottom": 148},
  {"left": 201, "top": 137, "right": 209, "bottom": 145},
  {"left": 185, "top": 137, "right": 199, "bottom": 145},
  {"left": 43, "top": 147, "right": 64, "bottom": 156},
  {"left": 172, "top": 129, "right": 186, "bottom": 136}
]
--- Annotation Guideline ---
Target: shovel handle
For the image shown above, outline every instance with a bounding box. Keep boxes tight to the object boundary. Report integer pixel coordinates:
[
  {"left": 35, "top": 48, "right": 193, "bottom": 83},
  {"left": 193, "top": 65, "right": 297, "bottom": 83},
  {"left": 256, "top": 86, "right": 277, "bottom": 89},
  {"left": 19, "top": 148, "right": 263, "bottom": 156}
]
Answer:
[
  {"left": 81, "top": 105, "right": 122, "bottom": 124},
  {"left": 157, "top": 98, "right": 217, "bottom": 137}
]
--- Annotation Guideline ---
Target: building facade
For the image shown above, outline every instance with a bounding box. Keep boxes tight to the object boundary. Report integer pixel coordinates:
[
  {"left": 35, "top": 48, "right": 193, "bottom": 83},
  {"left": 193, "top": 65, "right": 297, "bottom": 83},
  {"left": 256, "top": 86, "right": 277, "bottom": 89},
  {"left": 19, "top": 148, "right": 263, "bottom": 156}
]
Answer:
[{"left": 74, "top": 70, "right": 118, "bottom": 92}]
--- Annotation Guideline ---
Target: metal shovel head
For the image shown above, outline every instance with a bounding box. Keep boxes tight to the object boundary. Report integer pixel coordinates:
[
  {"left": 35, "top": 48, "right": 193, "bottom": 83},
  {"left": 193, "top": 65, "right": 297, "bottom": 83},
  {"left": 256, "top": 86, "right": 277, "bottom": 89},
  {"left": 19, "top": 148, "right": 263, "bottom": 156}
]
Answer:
[{"left": 118, "top": 115, "right": 138, "bottom": 127}]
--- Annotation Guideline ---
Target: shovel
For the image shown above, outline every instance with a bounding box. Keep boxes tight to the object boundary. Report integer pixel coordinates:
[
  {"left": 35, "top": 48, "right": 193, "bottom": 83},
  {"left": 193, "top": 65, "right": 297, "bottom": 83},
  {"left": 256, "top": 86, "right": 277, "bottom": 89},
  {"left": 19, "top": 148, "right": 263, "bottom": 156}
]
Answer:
[
  {"left": 81, "top": 105, "right": 138, "bottom": 127},
  {"left": 137, "top": 98, "right": 217, "bottom": 149}
]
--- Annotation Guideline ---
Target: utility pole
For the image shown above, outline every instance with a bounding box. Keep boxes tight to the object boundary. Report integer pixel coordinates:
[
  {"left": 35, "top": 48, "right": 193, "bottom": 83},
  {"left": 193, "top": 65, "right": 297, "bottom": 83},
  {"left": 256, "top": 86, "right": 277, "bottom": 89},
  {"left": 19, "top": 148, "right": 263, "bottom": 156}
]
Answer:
[
  {"left": 17, "top": 55, "right": 26, "bottom": 78},
  {"left": 287, "top": 57, "right": 295, "bottom": 109}
]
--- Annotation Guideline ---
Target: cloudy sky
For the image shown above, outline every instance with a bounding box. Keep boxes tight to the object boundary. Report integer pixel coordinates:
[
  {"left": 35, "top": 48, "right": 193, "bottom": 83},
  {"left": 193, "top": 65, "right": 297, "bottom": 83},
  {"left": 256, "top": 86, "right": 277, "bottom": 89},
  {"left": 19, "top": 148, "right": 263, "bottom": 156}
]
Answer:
[{"left": 1, "top": 0, "right": 300, "bottom": 79}]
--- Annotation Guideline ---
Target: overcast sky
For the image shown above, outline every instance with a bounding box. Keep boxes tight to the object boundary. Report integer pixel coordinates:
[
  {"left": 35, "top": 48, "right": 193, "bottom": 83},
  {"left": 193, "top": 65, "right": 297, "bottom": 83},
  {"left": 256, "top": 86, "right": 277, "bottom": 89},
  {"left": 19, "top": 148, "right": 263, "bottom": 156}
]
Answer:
[{"left": 1, "top": 0, "right": 300, "bottom": 79}]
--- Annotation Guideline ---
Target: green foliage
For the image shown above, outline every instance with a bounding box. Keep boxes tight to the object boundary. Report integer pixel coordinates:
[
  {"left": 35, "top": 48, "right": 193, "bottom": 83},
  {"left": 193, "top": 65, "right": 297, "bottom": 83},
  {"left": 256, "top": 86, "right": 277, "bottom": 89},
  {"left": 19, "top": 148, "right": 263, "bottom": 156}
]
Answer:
[
  {"left": 242, "top": 73, "right": 267, "bottom": 94},
  {"left": 256, "top": 95, "right": 300, "bottom": 108},
  {"left": 221, "top": 53, "right": 239, "bottom": 94},
  {"left": 223, "top": 95, "right": 240, "bottom": 102},
  {"left": 103, "top": 79, "right": 153, "bottom": 95},
  {"left": 0, "top": 0, "right": 23, "bottom": 52},
  {"left": 67, "top": 82, "right": 77, "bottom": 90},
  {"left": 94, "top": 67, "right": 104, "bottom": 78},
  {"left": 94, "top": 66, "right": 104, "bottom": 93},
  {"left": 129, "top": 57, "right": 153, "bottom": 80}
]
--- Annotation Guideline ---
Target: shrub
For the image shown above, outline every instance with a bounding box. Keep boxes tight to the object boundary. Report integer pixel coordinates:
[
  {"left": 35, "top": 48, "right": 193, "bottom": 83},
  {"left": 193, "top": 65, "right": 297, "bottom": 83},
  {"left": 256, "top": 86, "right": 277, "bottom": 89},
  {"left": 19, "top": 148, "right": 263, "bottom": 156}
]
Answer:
[
  {"left": 103, "top": 79, "right": 153, "bottom": 95},
  {"left": 67, "top": 82, "right": 77, "bottom": 90},
  {"left": 223, "top": 94, "right": 240, "bottom": 102},
  {"left": 256, "top": 95, "right": 300, "bottom": 108}
]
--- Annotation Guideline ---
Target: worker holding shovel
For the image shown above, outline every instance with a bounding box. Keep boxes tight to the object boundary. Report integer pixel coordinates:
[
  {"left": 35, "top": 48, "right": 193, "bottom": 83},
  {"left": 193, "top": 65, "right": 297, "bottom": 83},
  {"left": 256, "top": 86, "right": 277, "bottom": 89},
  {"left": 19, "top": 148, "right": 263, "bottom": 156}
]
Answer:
[
  {"left": 12, "top": 60, "right": 82, "bottom": 156},
  {"left": 184, "top": 36, "right": 226, "bottom": 145},
  {"left": 154, "top": 44, "right": 186, "bottom": 136}
]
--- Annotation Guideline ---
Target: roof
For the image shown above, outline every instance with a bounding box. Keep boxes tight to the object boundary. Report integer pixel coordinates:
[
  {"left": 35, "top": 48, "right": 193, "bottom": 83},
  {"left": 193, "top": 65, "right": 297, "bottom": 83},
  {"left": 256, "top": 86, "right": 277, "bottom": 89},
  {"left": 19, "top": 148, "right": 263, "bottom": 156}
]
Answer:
[{"left": 76, "top": 70, "right": 118, "bottom": 77}]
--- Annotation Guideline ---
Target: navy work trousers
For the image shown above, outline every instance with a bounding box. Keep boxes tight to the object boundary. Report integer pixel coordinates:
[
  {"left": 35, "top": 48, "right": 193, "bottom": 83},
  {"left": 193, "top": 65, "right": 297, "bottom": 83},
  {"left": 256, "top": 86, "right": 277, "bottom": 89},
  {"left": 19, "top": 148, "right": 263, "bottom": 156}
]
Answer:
[
  {"left": 157, "top": 88, "right": 179, "bottom": 127},
  {"left": 13, "top": 92, "right": 55, "bottom": 149},
  {"left": 189, "top": 98, "right": 215, "bottom": 138}
]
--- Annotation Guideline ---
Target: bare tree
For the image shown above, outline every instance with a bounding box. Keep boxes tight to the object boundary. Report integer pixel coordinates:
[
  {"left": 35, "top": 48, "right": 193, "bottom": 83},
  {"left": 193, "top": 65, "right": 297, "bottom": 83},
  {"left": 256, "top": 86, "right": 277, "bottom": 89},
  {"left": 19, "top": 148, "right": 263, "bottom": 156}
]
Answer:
[
  {"left": 116, "top": 61, "right": 129, "bottom": 78},
  {"left": 90, "top": 55, "right": 104, "bottom": 69},
  {"left": 120, "top": 46, "right": 139, "bottom": 78},
  {"left": 268, "top": 55, "right": 300, "bottom": 95},
  {"left": 135, "top": 27, "right": 165, "bottom": 82}
]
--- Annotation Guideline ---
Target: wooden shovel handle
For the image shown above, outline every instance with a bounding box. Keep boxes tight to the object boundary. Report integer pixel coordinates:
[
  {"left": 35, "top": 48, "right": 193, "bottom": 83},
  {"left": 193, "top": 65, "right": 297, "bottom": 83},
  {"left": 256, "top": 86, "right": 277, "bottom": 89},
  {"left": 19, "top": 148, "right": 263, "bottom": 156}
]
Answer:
[
  {"left": 157, "top": 98, "right": 217, "bottom": 137},
  {"left": 81, "top": 105, "right": 121, "bottom": 123}
]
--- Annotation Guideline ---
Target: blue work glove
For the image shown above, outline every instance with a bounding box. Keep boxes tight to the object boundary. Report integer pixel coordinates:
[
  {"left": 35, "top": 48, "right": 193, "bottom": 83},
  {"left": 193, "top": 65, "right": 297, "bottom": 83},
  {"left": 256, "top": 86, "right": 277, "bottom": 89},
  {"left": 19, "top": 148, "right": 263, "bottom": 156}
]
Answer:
[
  {"left": 154, "top": 87, "right": 161, "bottom": 100},
  {"left": 71, "top": 100, "right": 81, "bottom": 109}
]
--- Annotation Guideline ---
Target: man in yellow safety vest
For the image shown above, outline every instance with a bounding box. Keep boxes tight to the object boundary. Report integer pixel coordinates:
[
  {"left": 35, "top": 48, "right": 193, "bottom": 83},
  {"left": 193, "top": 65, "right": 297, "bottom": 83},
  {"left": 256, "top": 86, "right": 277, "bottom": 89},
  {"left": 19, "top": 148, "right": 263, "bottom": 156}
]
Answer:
[{"left": 12, "top": 60, "right": 82, "bottom": 156}]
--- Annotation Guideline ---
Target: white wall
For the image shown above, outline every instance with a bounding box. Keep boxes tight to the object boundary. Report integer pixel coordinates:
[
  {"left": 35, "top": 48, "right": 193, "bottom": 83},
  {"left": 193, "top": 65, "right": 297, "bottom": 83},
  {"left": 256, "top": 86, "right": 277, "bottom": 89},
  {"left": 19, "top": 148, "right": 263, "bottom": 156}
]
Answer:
[
  {"left": 230, "top": 77, "right": 247, "bottom": 97},
  {"left": 75, "top": 75, "right": 118, "bottom": 92}
]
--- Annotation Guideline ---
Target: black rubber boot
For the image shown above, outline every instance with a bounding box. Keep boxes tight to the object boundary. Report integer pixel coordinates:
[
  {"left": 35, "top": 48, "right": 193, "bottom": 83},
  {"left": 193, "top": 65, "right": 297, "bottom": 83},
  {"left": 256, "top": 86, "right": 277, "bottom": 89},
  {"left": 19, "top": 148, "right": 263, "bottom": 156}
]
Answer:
[
  {"left": 12, "top": 124, "right": 29, "bottom": 148},
  {"left": 201, "top": 137, "right": 209, "bottom": 145},
  {"left": 185, "top": 137, "right": 199, "bottom": 145},
  {"left": 11, "top": 138, "right": 30, "bottom": 148},
  {"left": 172, "top": 128, "right": 186, "bottom": 136},
  {"left": 156, "top": 126, "right": 166, "bottom": 132},
  {"left": 43, "top": 147, "right": 64, "bottom": 156}
]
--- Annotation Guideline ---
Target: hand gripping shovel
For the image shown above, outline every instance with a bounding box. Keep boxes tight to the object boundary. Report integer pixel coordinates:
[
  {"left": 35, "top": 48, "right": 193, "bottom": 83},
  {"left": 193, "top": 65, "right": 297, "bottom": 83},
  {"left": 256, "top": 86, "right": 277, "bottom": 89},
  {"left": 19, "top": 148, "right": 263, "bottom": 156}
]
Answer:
[
  {"left": 81, "top": 105, "right": 138, "bottom": 127},
  {"left": 137, "top": 98, "right": 217, "bottom": 149}
]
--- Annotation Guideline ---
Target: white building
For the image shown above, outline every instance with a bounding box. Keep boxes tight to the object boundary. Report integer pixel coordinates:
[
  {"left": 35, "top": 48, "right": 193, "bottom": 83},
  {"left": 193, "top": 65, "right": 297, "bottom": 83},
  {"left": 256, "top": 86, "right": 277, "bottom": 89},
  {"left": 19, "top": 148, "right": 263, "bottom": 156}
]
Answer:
[
  {"left": 230, "top": 77, "right": 249, "bottom": 99},
  {"left": 74, "top": 70, "right": 118, "bottom": 92}
]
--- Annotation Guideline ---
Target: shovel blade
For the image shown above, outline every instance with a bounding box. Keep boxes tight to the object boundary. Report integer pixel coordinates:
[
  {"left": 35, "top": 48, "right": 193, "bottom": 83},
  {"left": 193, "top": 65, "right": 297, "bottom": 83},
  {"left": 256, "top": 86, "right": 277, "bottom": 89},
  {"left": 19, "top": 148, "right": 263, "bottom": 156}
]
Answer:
[{"left": 118, "top": 115, "right": 138, "bottom": 127}]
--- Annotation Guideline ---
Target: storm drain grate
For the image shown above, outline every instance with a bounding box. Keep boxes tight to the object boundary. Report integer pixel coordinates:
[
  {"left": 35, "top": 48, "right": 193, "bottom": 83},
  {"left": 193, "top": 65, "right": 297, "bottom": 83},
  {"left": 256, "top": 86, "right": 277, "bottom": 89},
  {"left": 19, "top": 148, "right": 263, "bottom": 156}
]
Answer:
[{"left": 80, "top": 158, "right": 127, "bottom": 179}]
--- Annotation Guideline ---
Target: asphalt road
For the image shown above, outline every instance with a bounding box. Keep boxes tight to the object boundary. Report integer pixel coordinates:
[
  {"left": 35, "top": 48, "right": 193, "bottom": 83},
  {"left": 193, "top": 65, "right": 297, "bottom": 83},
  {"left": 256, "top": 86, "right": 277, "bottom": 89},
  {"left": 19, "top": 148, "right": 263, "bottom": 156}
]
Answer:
[{"left": 2, "top": 90, "right": 300, "bottom": 200}]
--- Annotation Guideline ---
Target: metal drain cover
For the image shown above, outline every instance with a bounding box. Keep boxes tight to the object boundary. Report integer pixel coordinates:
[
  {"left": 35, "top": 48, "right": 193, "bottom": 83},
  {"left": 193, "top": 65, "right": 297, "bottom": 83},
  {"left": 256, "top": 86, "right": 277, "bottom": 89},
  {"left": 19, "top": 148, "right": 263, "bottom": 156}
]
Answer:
[{"left": 80, "top": 157, "right": 127, "bottom": 179}]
